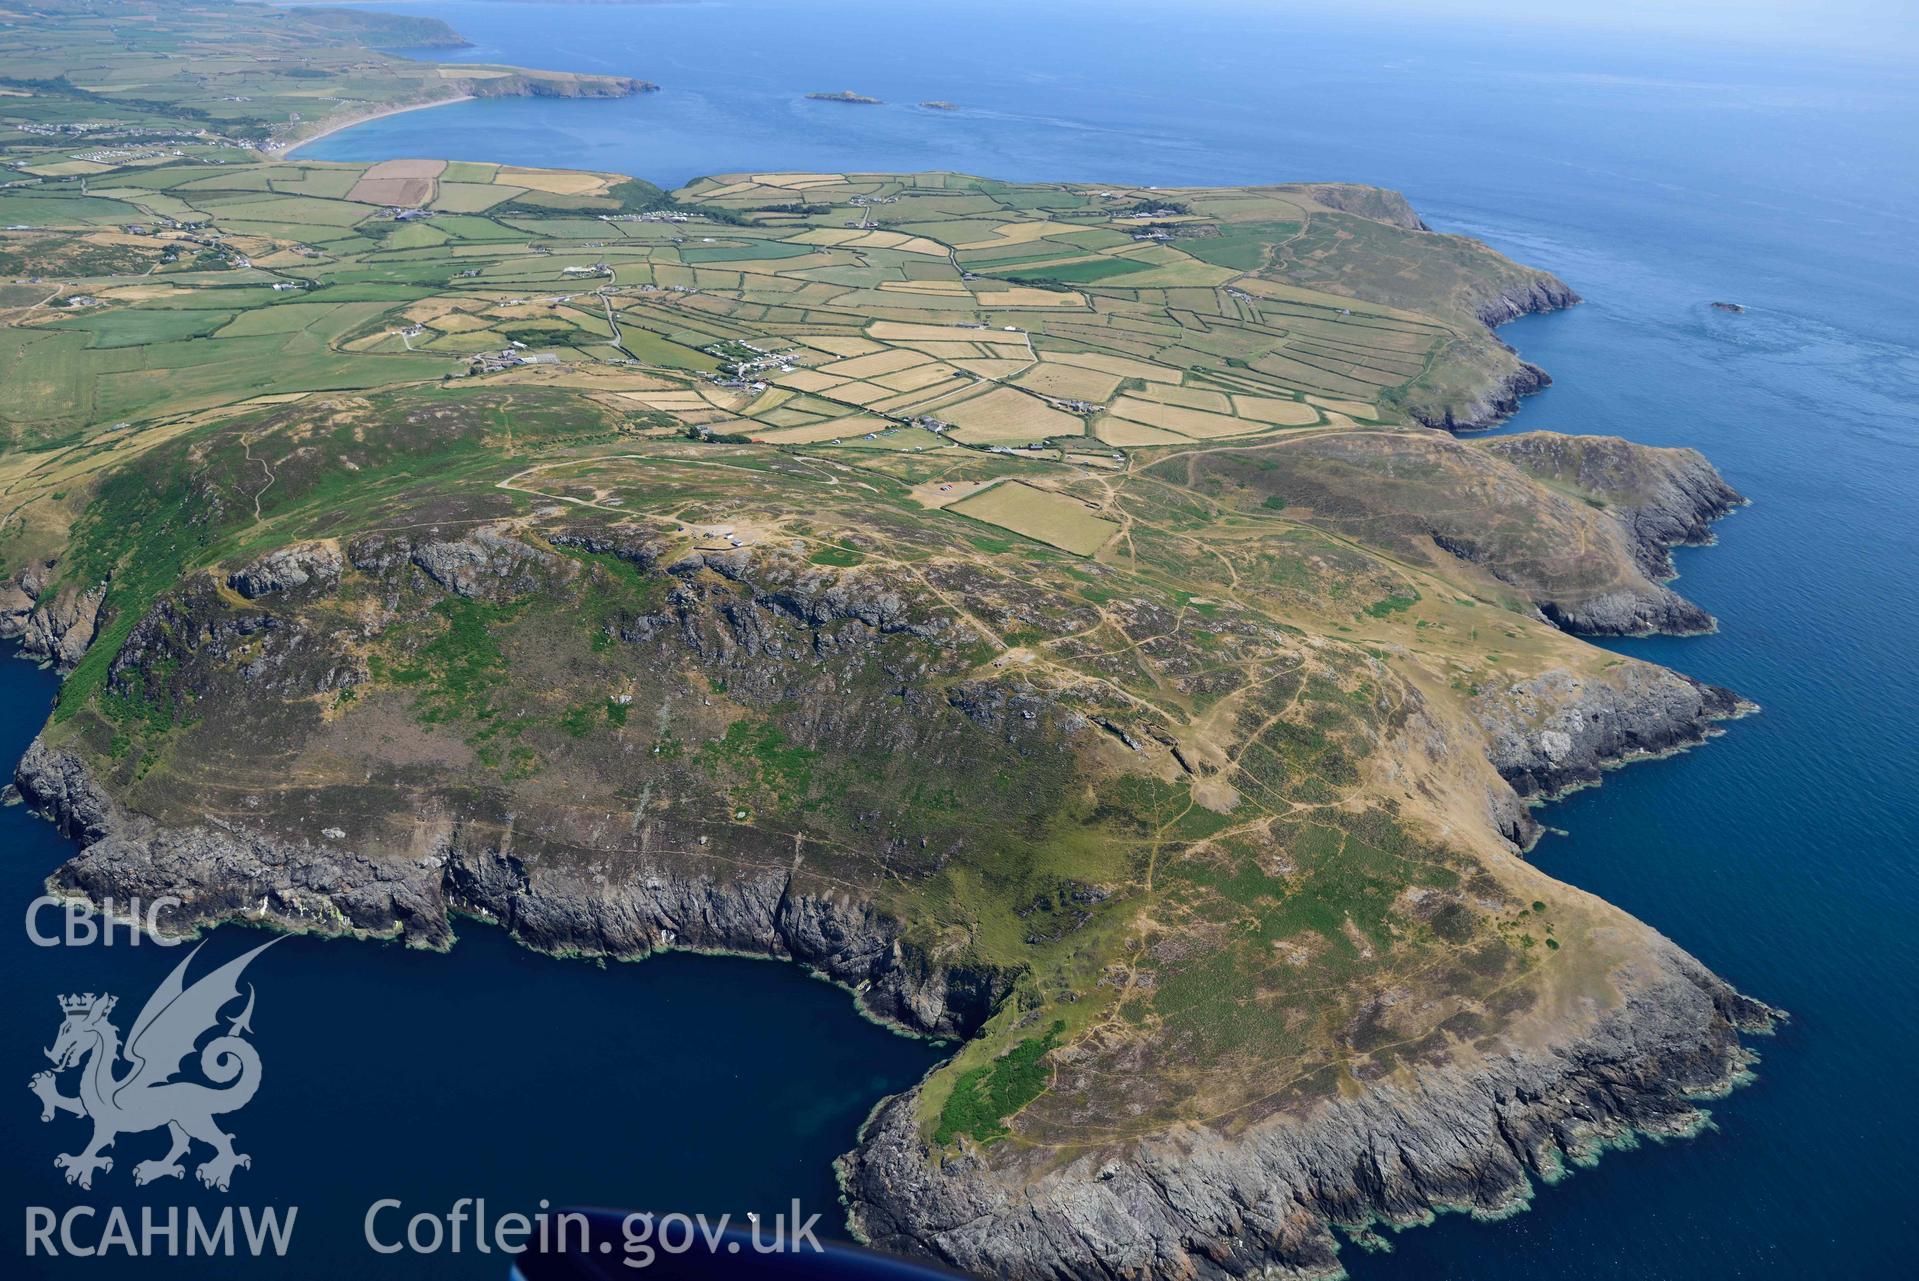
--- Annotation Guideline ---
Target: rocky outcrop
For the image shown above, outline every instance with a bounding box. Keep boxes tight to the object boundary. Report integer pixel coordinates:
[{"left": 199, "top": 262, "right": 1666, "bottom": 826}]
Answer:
[
  {"left": 1533, "top": 584, "right": 1712, "bottom": 637},
  {"left": 1415, "top": 276, "right": 1579, "bottom": 432},
  {"left": 1470, "top": 275, "right": 1582, "bottom": 329},
  {"left": 227, "top": 541, "right": 344, "bottom": 600},
  {"left": 1425, "top": 358, "right": 1554, "bottom": 433},
  {"left": 466, "top": 72, "right": 658, "bottom": 100},
  {"left": 1299, "top": 184, "right": 1432, "bottom": 231},
  {"left": 1473, "top": 664, "right": 1747, "bottom": 800},
  {"left": 1482, "top": 433, "right": 1747, "bottom": 580},
  {"left": 1177, "top": 430, "right": 1726, "bottom": 637},
  {"left": 842, "top": 945, "right": 1774, "bottom": 1280},
  {"left": 0, "top": 562, "right": 103, "bottom": 670},
  {"left": 18, "top": 738, "right": 449, "bottom": 944},
  {"left": 13, "top": 739, "right": 1004, "bottom": 1041},
  {"left": 348, "top": 525, "right": 559, "bottom": 602}
]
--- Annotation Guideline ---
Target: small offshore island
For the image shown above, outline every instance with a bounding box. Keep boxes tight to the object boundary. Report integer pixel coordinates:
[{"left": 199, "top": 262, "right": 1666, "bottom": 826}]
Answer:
[
  {"left": 0, "top": 4, "right": 1776, "bottom": 1279},
  {"left": 807, "top": 89, "right": 885, "bottom": 104}
]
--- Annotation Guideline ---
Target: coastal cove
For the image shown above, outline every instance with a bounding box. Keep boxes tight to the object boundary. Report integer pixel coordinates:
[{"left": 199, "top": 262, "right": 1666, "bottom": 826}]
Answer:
[
  {"left": 6, "top": 2, "right": 1916, "bottom": 1279},
  {"left": 0, "top": 651, "right": 946, "bottom": 1279}
]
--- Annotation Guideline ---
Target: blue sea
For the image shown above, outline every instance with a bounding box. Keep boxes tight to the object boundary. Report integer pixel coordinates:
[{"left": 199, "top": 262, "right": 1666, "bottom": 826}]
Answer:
[{"left": 10, "top": 1, "right": 1918, "bottom": 1275}]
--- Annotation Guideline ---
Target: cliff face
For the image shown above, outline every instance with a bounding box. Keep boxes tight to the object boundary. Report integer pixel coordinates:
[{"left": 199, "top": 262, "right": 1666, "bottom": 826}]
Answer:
[
  {"left": 0, "top": 562, "right": 102, "bottom": 671},
  {"left": 1407, "top": 273, "right": 1579, "bottom": 432},
  {"left": 463, "top": 72, "right": 659, "bottom": 100},
  {"left": 1482, "top": 432, "right": 1747, "bottom": 580},
  {"left": 14, "top": 629, "right": 1769, "bottom": 1281},
  {"left": 1473, "top": 665, "right": 1746, "bottom": 801},
  {"left": 1168, "top": 429, "right": 1733, "bottom": 637},
  {"left": 14, "top": 738, "right": 1002, "bottom": 1039},
  {"left": 1470, "top": 275, "right": 1583, "bottom": 329},
  {"left": 1298, "top": 184, "right": 1433, "bottom": 230},
  {"left": 844, "top": 946, "right": 1771, "bottom": 1280}
]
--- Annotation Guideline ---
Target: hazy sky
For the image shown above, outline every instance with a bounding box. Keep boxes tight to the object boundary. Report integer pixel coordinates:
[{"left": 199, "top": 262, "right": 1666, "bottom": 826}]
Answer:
[{"left": 1270, "top": 0, "right": 1918, "bottom": 58}]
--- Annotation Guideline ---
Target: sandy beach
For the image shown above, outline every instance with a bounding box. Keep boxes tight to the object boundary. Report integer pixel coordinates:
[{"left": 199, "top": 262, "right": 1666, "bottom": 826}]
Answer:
[{"left": 279, "top": 94, "right": 474, "bottom": 157}]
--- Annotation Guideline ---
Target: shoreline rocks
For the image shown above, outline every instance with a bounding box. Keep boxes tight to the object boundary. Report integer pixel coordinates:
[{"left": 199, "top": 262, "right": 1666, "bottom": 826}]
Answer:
[
  {"left": 0, "top": 563, "right": 103, "bottom": 671},
  {"left": 842, "top": 947, "right": 1773, "bottom": 1279}
]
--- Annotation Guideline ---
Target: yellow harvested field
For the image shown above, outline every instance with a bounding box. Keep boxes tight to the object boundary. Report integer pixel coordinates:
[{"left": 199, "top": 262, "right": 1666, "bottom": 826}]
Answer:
[
  {"left": 742, "top": 387, "right": 795, "bottom": 415},
  {"left": 691, "top": 180, "right": 763, "bottom": 200},
  {"left": 825, "top": 381, "right": 899, "bottom": 406},
  {"left": 771, "top": 369, "right": 848, "bottom": 393},
  {"left": 972, "top": 286, "right": 1087, "bottom": 308},
  {"left": 878, "top": 280, "right": 970, "bottom": 295},
  {"left": 788, "top": 228, "right": 866, "bottom": 248},
  {"left": 753, "top": 416, "right": 889, "bottom": 443},
  {"left": 875, "top": 363, "right": 963, "bottom": 392},
  {"left": 438, "top": 67, "right": 512, "bottom": 79},
  {"left": 953, "top": 221, "right": 1068, "bottom": 249},
  {"left": 905, "top": 341, "right": 988, "bottom": 360},
  {"left": 349, "top": 178, "right": 434, "bottom": 206},
  {"left": 820, "top": 349, "right": 929, "bottom": 379},
  {"left": 362, "top": 159, "right": 445, "bottom": 179},
  {"left": 498, "top": 167, "right": 608, "bottom": 196},
  {"left": 1306, "top": 395, "right": 1380, "bottom": 418},
  {"left": 1016, "top": 361, "right": 1124, "bottom": 402},
  {"left": 1049, "top": 350, "right": 1182, "bottom": 382},
  {"left": 1232, "top": 395, "right": 1321, "bottom": 425},
  {"left": 942, "top": 386, "right": 1082, "bottom": 444},
  {"left": 751, "top": 173, "right": 848, "bottom": 189},
  {"left": 348, "top": 158, "right": 444, "bottom": 199},
  {"left": 869, "top": 383, "right": 977, "bottom": 415},
  {"left": 953, "top": 359, "right": 1034, "bottom": 380},
  {"left": 869, "top": 321, "right": 1023, "bottom": 344},
  {"left": 1136, "top": 383, "right": 1233, "bottom": 413},
  {"left": 798, "top": 335, "right": 883, "bottom": 357},
  {"left": 429, "top": 314, "right": 493, "bottom": 333},
  {"left": 1106, "top": 397, "right": 1270, "bottom": 439},
  {"left": 433, "top": 182, "right": 521, "bottom": 213},
  {"left": 1094, "top": 419, "right": 1190, "bottom": 447},
  {"left": 949, "top": 481, "right": 1119, "bottom": 556},
  {"left": 24, "top": 159, "right": 112, "bottom": 176},
  {"left": 847, "top": 230, "right": 948, "bottom": 256}
]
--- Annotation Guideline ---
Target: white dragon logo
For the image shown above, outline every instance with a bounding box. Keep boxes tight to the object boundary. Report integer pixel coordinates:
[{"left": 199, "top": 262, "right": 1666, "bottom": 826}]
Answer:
[{"left": 28, "top": 938, "right": 279, "bottom": 1191}]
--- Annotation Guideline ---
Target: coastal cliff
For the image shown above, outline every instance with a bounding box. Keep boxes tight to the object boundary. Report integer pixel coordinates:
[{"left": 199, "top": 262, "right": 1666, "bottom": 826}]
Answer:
[
  {"left": 1413, "top": 275, "right": 1581, "bottom": 432},
  {"left": 0, "top": 563, "right": 101, "bottom": 671},
  {"left": 1483, "top": 432, "right": 1748, "bottom": 580},
  {"left": 842, "top": 944, "right": 1772, "bottom": 1280},
  {"left": 464, "top": 71, "right": 658, "bottom": 100},
  {"left": 1473, "top": 665, "right": 1746, "bottom": 803},
  {"left": 15, "top": 633, "right": 1772, "bottom": 1279},
  {"left": 15, "top": 737, "right": 1002, "bottom": 1039},
  {"left": 1170, "top": 427, "right": 1736, "bottom": 637},
  {"left": 13, "top": 468, "right": 1767, "bottom": 1281}
]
